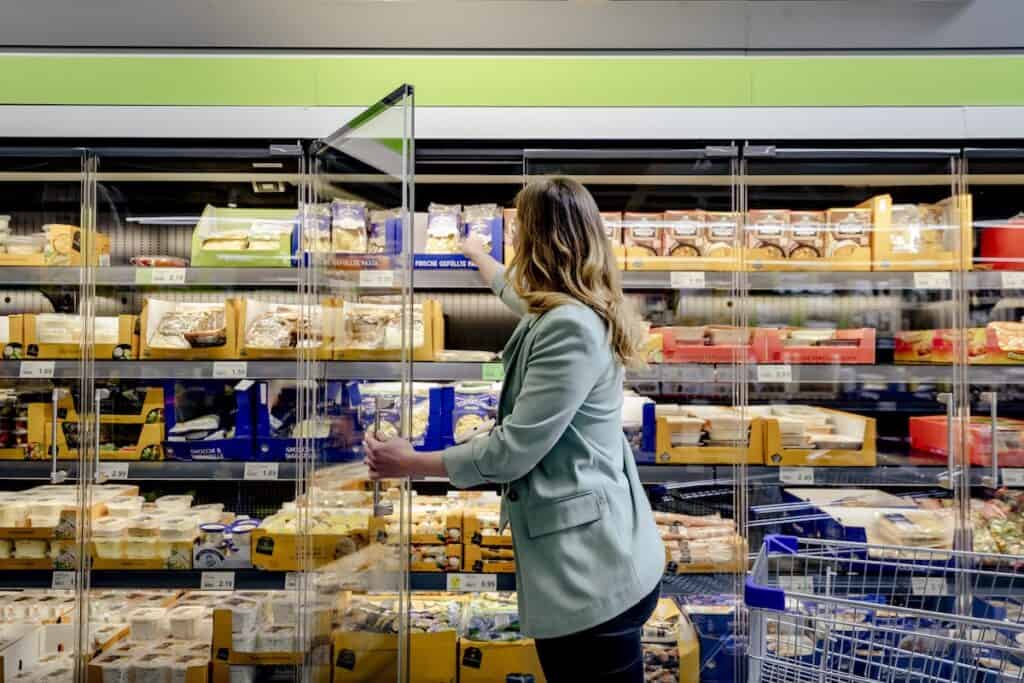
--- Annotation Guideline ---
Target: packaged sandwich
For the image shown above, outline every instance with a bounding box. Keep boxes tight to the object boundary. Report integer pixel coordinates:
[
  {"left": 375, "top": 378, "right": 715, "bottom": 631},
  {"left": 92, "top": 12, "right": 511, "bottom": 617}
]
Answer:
[
  {"left": 331, "top": 200, "right": 368, "bottom": 253},
  {"left": 425, "top": 203, "right": 462, "bottom": 254},
  {"left": 624, "top": 212, "right": 663, "bottom": 256},
  {"left": 340, "top": 302, "right": 424, "bottom": 351},
  {"left": 747, "top": 210, "right": 789, "bottom": 260},
  {"left": 826, "top": 208, "right": 871, "bottom": 258},
  {"left": 663, "top": 210, "right": 704, "bottom": 258},
  {"left": 788, "top": 211, "right": 827, "bottom": 259}
]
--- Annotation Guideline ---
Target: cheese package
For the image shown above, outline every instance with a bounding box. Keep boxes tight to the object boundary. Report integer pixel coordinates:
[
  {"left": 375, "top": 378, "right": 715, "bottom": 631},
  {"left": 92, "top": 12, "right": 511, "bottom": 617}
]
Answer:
[
  {"left": 623, "top": 212, "right": 664, "bottom": 256},
  {"left": 17, "top": 314, "right": 137, "bottom": 360},
  {"left": 237, "top": 299, "right": 334, "bottom": 359},
  {"left": 663, "top": 210, "right": 704, "bottom": 258},
  {"left": 190, "top": 206, "right": 296, "bottom": 268},
  {"left": 140, "top": 299, "right": 238, "bottom": 360},
  {"left": 332, "top": 200, "right": 368, "bottom": 253},
  {"left": 424, "top": 203, "right": 462, "bottom": 254}
]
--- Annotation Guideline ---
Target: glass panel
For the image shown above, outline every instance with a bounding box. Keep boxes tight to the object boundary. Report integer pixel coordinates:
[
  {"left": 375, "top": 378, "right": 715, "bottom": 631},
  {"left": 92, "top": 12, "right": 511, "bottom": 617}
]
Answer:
[
  {"left": 305, "top": 85, "right": 414, "bottom": 683},
  {"left": 0, "top": 147, "right": 89, "bottom": 681},
  {"left": 85, "top": 142, "right": 307, "bottom": 682},
  {"left": 525, "top": 147, "right": 744, "bottom": 683},
  {"left": 742, "top": 147, "right": 969, "bottom": 636},
  {"left": 962, "top": 147, "right": 1024, "bottom": 620}
]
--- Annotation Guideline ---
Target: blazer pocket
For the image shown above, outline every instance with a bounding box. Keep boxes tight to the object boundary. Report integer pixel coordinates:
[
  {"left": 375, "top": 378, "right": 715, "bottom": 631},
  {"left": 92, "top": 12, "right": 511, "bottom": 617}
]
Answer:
[{"left": 525, "top": 490, "right": 602, "bottom": 539}]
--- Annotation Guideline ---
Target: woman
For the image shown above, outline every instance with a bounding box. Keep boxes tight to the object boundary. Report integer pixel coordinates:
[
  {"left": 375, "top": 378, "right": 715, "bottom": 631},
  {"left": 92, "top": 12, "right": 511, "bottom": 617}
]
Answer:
[{"left": 364, "top": 177, "right": 664, "bottom": 682}]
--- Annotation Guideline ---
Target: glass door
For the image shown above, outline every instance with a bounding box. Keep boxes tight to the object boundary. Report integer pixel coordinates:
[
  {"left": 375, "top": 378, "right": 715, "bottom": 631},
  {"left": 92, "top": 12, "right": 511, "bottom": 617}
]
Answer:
[
  {"left": 524, "top": 146, "right": 746, "bottom": 683},
  {"left": 741, "top": 145, "right": 969, "bottom": 632},
  {"left": 961, "top": 147, "right": 1024, "bottom": 617},
  {"left": 305, "top": 85, "right": 414, "bottom": 683},
  {"left": 84, "top": 141, "right": 308, "bottom": 682},
  {"left": 0, "top": 147, "right": 91, "bottom": 681}
]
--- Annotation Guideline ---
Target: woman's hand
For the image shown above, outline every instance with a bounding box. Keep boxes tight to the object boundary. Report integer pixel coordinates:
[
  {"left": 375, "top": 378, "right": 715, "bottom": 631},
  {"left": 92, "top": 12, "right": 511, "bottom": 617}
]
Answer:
[
  {"left": 364, "top": 433, "right": 417, "bottom": 479},
  {"left": 461, "top": 233, "right": 490, "bottom": 263}
]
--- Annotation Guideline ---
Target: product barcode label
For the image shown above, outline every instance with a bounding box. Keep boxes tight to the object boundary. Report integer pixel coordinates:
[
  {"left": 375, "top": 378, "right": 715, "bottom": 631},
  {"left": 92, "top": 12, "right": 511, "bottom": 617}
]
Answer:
[
  {"left": 20, "top": 361, "right": 55, "bottom": 379},
  {"left": 778, "top": 576, "right": 813, "bottom": 593},
  {"left": 200, "top": 572, "right": 235, "bottom": 591},
  {"left": 244, "top": 463, "right": 279, "bottom": 480},
  {"left": 1001, "top": 272, "right": 1024, "bottom": 290},
  {"left": 912, "top": 577, "right": 947, "bottom": 595},
  {"left": 670, "top": 271, "right": 706, "bottom": 289},
  {"left": 446, "top": 573, "right": 498, "bottom": 592},
  {"left": 359, "top": 270, "right": 396, "bottom": 288},
  {"left": 98, "top": 463, "right": 130, "bottom": 480},
  {"left": 212, "top": 361, "right": 247, "bottom": 379},
  {"left": 481, "top": 363, "right": 504, "bottom": 381},
  {"left": 51, "top": 571, "right": 76, "bottom": 591},
  {"left": 284, "top": 572, "right": 300, "bottom": 591},
  {"left": 135, "top": 268, "right": 187, "bottom": 285},
  {"left": 757, "top": 365, "right": 793, "bottom": 383},
  {"left": 913, "top": 272, "right": 952, "bottom": 290},
  {"left": 779, "top": 467, "right": 814, "bottom": 485},
  {"left": 1002, "top": 468, "right": 1024, "bottom": 487}
]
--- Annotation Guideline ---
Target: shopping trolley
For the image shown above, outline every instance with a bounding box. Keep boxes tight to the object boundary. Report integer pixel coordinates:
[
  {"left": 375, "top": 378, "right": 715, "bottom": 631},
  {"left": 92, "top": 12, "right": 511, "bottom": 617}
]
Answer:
[{"left": 744, "top": 535, "right": 1024, "bottom": 683}]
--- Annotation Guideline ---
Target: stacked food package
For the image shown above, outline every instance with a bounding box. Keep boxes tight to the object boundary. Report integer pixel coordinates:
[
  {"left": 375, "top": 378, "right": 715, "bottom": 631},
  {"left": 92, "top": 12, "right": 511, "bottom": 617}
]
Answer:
[
  {"left": 415, "top": 202, "right": 504, "bottom": 269},
  {"left": 655, "top": 511, "right": 745, "bottom": 574}
]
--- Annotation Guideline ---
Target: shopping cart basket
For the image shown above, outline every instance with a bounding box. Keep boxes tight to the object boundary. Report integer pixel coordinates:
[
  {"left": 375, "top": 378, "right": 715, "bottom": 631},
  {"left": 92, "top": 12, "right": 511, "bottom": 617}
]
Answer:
[{"left": 744, "top": 535, "right": 1024, "bottom": 683}]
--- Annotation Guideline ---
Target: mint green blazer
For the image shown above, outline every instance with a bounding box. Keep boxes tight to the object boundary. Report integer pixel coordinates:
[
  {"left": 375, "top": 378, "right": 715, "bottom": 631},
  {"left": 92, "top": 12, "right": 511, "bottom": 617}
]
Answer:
[{"left": 443, "top": 268, "right": 664, "bottom": 639}]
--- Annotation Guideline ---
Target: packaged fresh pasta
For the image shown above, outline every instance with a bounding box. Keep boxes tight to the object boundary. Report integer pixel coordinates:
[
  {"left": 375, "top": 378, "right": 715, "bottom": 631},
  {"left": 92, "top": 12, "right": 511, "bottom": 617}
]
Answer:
[
  {"left": 425, "top": 203, "right": 462, "bottom": 254},
  {"left": 331, "top": 200, "right": 368, "bottom": 253},
  {"left": 463, "top": 203, "right": 500, "bottom": 253}
]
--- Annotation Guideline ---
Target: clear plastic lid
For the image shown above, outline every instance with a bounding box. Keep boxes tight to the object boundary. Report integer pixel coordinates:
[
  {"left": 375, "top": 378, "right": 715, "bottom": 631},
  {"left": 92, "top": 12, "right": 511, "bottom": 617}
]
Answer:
[
  {"left": 105, "top": 496, "right": 144, "bottom": 516},
  {"left": 126, "top": 516, "right": 159, "bottom": 537},
  {"left": 160, "top": 516, "right": 198, "bottom": 539},
  {"left": 92, "top": 517, "right": 127, "bottom": 538},
  {"left": 155, "top": 495, "right": 194, "bottom": 513}
]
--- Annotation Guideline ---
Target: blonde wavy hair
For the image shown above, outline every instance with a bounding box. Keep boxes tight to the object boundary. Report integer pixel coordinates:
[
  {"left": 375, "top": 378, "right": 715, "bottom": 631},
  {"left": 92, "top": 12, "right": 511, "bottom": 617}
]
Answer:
[{"left": 510, "top": 177, "right": 647, "bottom": 369}]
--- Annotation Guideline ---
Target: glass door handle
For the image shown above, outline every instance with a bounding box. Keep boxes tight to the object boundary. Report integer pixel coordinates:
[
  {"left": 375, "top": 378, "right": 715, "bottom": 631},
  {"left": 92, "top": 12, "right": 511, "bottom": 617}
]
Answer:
[
  {"left": 93, "top": 388, "right": 111, "bottom": 484},
  {"left": 372, "top": 396, "right": 394, "bottom": 517},
  {"left": 980, "top": 391, "right": 999, "bottom": 487},
  {"left": 49, "top": 388, "right": 68, "bottom": 484},
  {"left": 937, "top": 392, "right": 957, "bottom": 489}
]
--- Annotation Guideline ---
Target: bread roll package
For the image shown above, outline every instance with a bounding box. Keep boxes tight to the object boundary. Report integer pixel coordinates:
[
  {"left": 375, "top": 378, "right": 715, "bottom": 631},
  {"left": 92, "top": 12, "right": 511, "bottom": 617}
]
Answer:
[
  {"left": 826, "top": 207, "right": 871, "bottom": 258},
  {"left": 623, "top": 212, "right": 663, "bottom": 256},
  {"left": 788, "top": 211, "right": 827, "bottom": 259},
  {"left": 663, "top": 210, "right": 704, "bottom": 258},
  {"left": 747, "top": 210, "right": 789, "bottom": 261}
]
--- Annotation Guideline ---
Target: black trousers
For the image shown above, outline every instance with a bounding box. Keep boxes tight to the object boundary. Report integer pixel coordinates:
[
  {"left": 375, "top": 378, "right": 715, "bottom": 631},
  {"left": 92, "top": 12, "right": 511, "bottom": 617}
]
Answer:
[{"left": 534, "top": 585, "right": 661, "bottom": 683}]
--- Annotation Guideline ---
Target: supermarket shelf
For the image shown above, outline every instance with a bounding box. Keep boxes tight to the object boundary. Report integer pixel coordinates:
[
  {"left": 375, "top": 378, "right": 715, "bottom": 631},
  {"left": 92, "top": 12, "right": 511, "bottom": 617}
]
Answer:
[
  {"left": 0, "top": 268, "right": 1016, "bottom": 291},
  {"left": 410, "top": 572, "right": 517, "bottom": 592},
  {"left": 0, "top": 461, "right": 298, "bottom": 481},
  {"left": 409, "top": 572, "right": 741, "bottom": 595},
  {"left": 0, "top": 569, "right": 290, "bottom": 590},
  {"left": 0, "top": 360, "right": 1016, "bottom": 384}
]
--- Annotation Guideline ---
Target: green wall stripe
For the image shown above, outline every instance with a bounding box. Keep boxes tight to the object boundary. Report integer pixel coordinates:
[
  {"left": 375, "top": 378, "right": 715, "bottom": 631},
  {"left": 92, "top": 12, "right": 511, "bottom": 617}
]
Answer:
[{"left": 1, "top": 55, "right": 1023, "bottom": 107}]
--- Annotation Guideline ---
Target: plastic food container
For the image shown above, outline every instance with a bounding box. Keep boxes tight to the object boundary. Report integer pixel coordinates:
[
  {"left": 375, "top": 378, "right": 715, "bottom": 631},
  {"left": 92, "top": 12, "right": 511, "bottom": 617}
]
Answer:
[
  {"left": 224, "top": 597, "right": 261, "bottom": 634},
  {"left": 28, "top": 498, "right": 64, "bottom": 528},
  {"left": 191, "top": 503, "right": 224, "bottom": 525},
  {"left": 106, "top": 496, "right": 144, "bottom": 518},
  {"left": 155, "top": 495, "right": 193, "bottom": 513},
  {"left": 0, "top": 539, "right": 11, "bottom": 559},
  {"left": 167, "top": 606, "right": 206, "bottom": 641},
  {"left": 268, "top": 592, "right": 297, "bottom": 626},
  {"left": 257, "top": 625, "right": 295, "bottom": 652},
  {"left": 13, "top": 539, "right": 48, "bottom": 559},
  {"left": 95, "top": 654, "right": 134, "bottom": 683},
  {"left": 129, "top": 608, "right": 167, "bottom": 642},
  {"left": 170, "top": 656, "right": 206, "bottom": 683},
  {"left": 0, "top": 497, "right": 28, "bottom": 527},
  {"left": 125, "top": 516, "right": 160, "bottom": 560},
  {"left": 92, "top": 517, "right": 127, "bottom": 559},
  {"left": 49, "top": 539, "right": 77, "bottom": 569},
  {"left": 4, "top": 234, "right": 46, "bottom": 256},
  {"left": 232, "top": 629, "right": 257, "bottom": 653},
  {"left": 133, "top": 653, "right": 173, "bottom": 683}
]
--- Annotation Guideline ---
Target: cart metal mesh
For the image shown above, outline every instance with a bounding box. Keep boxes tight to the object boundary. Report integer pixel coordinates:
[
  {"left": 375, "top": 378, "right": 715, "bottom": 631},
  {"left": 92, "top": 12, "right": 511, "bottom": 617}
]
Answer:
[{"left": 745, "top": 535, "right": 1024, "bottom": 683}]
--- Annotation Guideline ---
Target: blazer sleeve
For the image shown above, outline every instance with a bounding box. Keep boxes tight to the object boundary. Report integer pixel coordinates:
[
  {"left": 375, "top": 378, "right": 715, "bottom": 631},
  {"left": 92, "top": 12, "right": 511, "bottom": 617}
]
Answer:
[
  {"left": 491, "top": 267, "right": 528, "bottom": 317},
  {"left": 442, "top": 308, "right": 603, "bottom": 488}
]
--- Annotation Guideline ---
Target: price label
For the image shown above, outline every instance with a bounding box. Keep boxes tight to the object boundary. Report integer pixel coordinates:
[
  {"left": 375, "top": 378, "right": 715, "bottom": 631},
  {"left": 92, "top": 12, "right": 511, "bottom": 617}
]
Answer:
[
  {"left": 445, "top": 573, "right": 498, "bottom": 592},
  {"left": 359, "top": 270, "right": 395, "bottom": 288},
  {"left": 136, "top": 268, "right": 187, "bottom": 285},
  {"left": 670, "top": 271, "right": 706, "bottom": 289},
  {"left": 20, "top": 361, "right": 55, "bottom": 379},
  {"left": 778, "top": 576, "right": 813, "bottom": 593},
  {"left": 779, "top": 467, "right": 815, "bottom": 485},
  {"left": 1002, "top": 468, "right": 1024, "bottom": 487},
  {"left": 912, "top": 577, "right": 947, "bottom": 596},
  {"left": 244, "top": 462, "right": 279, "bottom": 481},
  {"left": 200, "top": 572, "right": 236, "bottom": 591},
  {"left": 212, "top": 362, "right": 247, "bottom": 379},
  {"left": 98, "top": 463, "right": 130, "bottom": 480},
  {"left": 913, "top": 272, "right": 952, "bottom": 290},
  {"left": 757, "top": 365, "right": 793, "bottom": 383},
  {"left": 51, "top": 571, "right": 76, "bottom": 591},
  {"left": 284, "top": 572, "right": 300, "bottom": 591},
  {"left": 481, "top": 363, "right": 504, "bottom": 381},
  {"left": 1001, "top": 272, "right": 1024, "bottom": 290}
]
